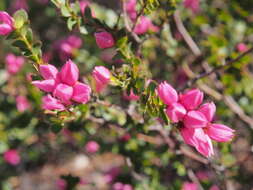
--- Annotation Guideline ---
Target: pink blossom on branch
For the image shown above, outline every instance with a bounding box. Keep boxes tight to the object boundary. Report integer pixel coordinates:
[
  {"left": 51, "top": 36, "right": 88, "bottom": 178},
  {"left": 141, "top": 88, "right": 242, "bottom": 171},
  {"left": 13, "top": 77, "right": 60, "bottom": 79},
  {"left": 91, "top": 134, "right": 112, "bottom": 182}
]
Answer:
[
  {"left": 0, "top": 11, "right": 14, "bottom": 36},
  {"left": 124, "top": 0, "right": 137, "bottom": 21},
  {"left": 182, "top": 182, "right": 199, "bottom": 190},
  {"left": 32, "top": 60, "right": 91, "bottom": 111}
]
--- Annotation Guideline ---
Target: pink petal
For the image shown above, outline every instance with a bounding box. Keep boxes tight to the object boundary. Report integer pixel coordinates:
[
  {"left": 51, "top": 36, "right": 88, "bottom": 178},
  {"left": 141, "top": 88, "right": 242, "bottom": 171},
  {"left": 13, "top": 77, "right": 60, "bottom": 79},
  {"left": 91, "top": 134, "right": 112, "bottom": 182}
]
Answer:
[
  {"left": 206, "top": 124, "right": 235, "bottom": 142},
  {"left": 180, "top": 88, "right": 203, "bottom": 110},
  {"left": 194, "top": 128, "right": 214, "bottom": 157},
  {"left": 42, "top": 94, "right": 65, "bottom": 110},
  {"left": 198, "top": 102, "right": 216, "bottom": 122},
  {"left": 166, "top": 102, "right": 186, "bottom": 122},
  {"left": 39, "top": 64, "right": 58, "bottom": 80},
  {"left": 180, "top": 127, "right": 197, "bottom": 146},
  {"left": 72, "top": 82, "right": 91, "bottom": 104},
  {"left": 183, "top": 110, "right": 208, "bottom": 128},
  {"left": 59, "top": 59, "right": 79, "bottom": 86},
  {"left": 53, "top": 83, "right": 73, "bottom": 103},
  {"left": 32, "top": 79, "right": 56, "bottom": 92},
  {"left": 3, "top": 149, "right": 20, "bottom": 165}
]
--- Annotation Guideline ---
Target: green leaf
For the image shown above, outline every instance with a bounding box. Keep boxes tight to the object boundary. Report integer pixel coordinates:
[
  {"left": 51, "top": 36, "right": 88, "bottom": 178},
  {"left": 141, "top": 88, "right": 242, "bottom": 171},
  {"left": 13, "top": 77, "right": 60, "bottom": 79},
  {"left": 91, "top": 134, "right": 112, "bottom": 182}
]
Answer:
[
  {"left": 67, "top": 17, "right": 77, "bottom": 30},
  {"left": 79, "top": 26, "right": 88, "bottom": 34},
  {"left": 61, "top": 6, "right": 71, "bottom": 17},
  {"left": 13, "top": 9, "right": 28, "bottom": 29},
  {"left": 26, "top": 28, "right": 33, "bottom": 43}
]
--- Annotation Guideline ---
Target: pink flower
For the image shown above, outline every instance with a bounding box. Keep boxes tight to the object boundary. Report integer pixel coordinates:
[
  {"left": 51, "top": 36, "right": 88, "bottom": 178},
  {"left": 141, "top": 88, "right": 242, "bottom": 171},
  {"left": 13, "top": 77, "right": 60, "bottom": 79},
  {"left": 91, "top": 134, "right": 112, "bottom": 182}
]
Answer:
[
  {"left": 3, "top": 149, "right": 20, "bottom": 165},
  {"left": 183, "top": 110, "right": 208, "bottom": 128},
  {"left": 209, "top": 185, "right": 220, "bottom": 190},
  {"left": 92, "top": 66, "right": 111, "bottom": 92},
  {"left": 133, "top": 16, "right": 159, "bottom": 35},
  {"left": 42, "top": 94, "right": 65, "bottom": 111},
  {"left": 123, "top": 90, "right": 139, "bottom": 101},
  {"left": 182, "top": 182, "right": 199, "bottom": 190},
  {"left": 16, "top": 95, "right": 30, "bottom": 112},
  {"left": 124, "top": 0, "right": 137, "bottom": 21},
  {"left": 236, "top": 43, "right": 248, "bottom": 53},
  {"left": 198, "top": 102, "right": 216, "bottom": 122},
  {"left": 157, "top": 81, "right": 178, "bottom": 106},
  {"left": 56, "top": 179, "right": 67, "bottom": 190},
  {"left": 166, "top": 102, "right": 186, "bottom": 122},
  {"left": 183, "top": 0, "right": 199, "bottom": 13},
  {"left": 123, "top": 184, "right": 133, "bottom": 190},
  {"left": 33, "top": 60, "right": 91, "bottom": 111},
  {"left": 94, "top": 31, "right": 115, "bottom": 49},
  {"left": 0, "top": 11, "right": 14, "bottom": 35},
  {"left": 179, "top": 89, "right": 204, "bottom": 110},
  {"left": 5, "top": 53, "right": 25, "bottom": 74},
  {"left": 85, "top": 141, "right": 100, "bottom": 153}
]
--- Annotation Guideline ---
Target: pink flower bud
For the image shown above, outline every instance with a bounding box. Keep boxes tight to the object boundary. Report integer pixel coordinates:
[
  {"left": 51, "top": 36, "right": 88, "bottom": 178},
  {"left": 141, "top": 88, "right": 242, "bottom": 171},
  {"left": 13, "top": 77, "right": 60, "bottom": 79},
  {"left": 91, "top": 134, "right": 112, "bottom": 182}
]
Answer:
[
  {"left": 180, "top": 89, "right": 203, "bottom": 110},
  {"left": 32, "top": 79, "right": 56, "bottom": 93},
  {"left": 166, "top": 102, "right": 186, "bottom": 122},
  {"left": 183, "top": 0, "right": 199, "bottom": 13},
  {"left": 0, "top": 11, "right": 14, "bottom": 36},
  {"left": 92, "top": 66, "right": 111, "bottom": 92},
  {"left": 182, "top": 182, "right": 198, "bottom": 190},
  {"left": 85, "top": 141, "right": 100, "bottom": 153},
  {"left": 53, "top": 83, "right": 73, "bottom": 103},
  {"left": 5, "top": 53, "right": 24, "bottom": 74},
  {"left": 183, "top": 110, "right": 208, "bottom": 128},
  {"left": 94, "top": 31, "right": 115, "bottom": 49},
  {"left": 42, "top": 94, "right": 65, "bottom": 111},
  {"left": 39, "top": 64, "right": 58, "bottom": 80},
  {"left": 60, "top": 60, "right": 79, "bottom": 86},
  {"left": 16, "top": 95, "right": 30, "bottom": 112},
  {"left": 72, "top": 82, "right": 91, "bottom": 104},
  {"left": 157, "top": 81, "right": 178, "bottom": 106},
  {"left": 236, "top": 43, "right": 248, "bottom": 53},
  {"left": 206, "top": 124, "right": 235, "bottom": 142},
  {"left": 198, "top": 102, "right": 216, "bottom": 122},
  {"left": 123, "top": 90, "right": 139, "bottom": 101},
  {"left": 3, "top": 149, "right": 20, "bottom": 165}
]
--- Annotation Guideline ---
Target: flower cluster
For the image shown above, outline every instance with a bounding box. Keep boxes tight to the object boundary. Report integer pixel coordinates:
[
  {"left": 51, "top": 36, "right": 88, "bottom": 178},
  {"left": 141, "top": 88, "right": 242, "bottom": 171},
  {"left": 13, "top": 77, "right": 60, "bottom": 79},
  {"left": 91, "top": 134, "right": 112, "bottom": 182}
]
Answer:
[
  {"left": 32, "top": 60, "right": 91, "bottom": 111},
  {"left": 124, "top": 0, "right": 159, "bottom": 35},
  {"left": 158, "top": 82, "right": 235, "bottom": 157}
]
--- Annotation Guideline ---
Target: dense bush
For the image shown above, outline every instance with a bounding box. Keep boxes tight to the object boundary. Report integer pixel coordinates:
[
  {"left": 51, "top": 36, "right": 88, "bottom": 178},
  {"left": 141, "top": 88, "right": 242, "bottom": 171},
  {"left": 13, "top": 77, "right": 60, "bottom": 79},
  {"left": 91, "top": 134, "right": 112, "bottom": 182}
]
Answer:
[{"left": 0, "top": 0, "right": 252, "bottom": 189}]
